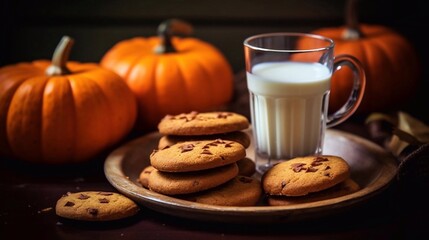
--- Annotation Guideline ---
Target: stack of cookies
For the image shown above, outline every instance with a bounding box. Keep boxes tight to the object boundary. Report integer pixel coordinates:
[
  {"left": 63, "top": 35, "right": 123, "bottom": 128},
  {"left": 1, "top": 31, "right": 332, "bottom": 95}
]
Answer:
[
  {"left": 139, "top": 111, "right": 262, "bottom": 206},
  {"left": 262, "top": 155, "right": 360, "bottom": 206}
]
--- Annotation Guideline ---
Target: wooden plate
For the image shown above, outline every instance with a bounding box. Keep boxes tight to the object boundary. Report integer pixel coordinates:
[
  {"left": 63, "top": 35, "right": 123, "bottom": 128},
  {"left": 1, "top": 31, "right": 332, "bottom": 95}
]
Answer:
[{"left": 104, "top": 129, "right": 397, "bottom": 223}]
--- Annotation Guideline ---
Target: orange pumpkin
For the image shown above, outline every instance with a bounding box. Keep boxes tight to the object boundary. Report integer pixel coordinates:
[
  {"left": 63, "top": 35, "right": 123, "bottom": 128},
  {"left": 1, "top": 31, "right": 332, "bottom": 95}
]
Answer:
[
  {"left": 309, "top": 0, "right": 420, "bottom": 113},
  {"left": 101, "top": 19, "right": 234, "bottom": 131},
  {"left": 0, "top": 36, "right": 137, "bottom": 164}
]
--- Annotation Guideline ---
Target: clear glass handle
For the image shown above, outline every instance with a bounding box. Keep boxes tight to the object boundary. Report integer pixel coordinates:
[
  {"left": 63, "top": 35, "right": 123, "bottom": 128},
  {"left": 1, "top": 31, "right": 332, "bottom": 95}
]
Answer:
[{"left": 326, "top": 54, "right": 366, "bottom": 128}]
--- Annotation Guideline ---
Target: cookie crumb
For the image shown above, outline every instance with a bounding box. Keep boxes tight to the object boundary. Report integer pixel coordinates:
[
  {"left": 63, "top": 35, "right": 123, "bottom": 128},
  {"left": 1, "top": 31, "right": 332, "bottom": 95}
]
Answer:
[{"left": 38, "top": 207, "right": 53, "bottom": 213}]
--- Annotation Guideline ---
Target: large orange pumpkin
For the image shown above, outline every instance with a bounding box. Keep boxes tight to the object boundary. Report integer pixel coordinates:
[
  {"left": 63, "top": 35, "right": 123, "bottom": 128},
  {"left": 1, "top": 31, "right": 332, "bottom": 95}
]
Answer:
[
  {"left": 0, "top": 36, "right": 137, "bottom": 164},
  {"left": 101, "top": 19, "right": 234, "bottom": 131},
  {"left": 309, "top": 0, "right": 420, "bottom": 113}
]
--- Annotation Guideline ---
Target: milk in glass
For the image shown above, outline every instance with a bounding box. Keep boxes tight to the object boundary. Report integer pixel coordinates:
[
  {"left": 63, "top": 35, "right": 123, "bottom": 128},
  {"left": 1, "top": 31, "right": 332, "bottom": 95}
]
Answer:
[{"left": 247, "top": 61, "right": 331, "bottom": 171}]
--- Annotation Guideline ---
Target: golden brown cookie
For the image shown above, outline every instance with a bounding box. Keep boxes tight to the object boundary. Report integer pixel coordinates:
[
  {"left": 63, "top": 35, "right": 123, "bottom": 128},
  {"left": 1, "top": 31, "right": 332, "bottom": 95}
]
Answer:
[
  {"left": 267, "top": 178, "right": 360, "bottom": 206},
  {"left": 55, "top": 191, "right": 139, "bottom": 221},
  {"left": 262, "top": 155, "right": 350, "bottom": 196},
  {"left": 157, "top": 111, "right": 249, "bottom": 136},
  {"left": 148, "top": 163, "right": 239, "bottom": 195},
  {"left": 138, "top": 165, "right": 155, "bottom": 188},
  {"left": 150, "top": 139, "right": 246, "bottom": 172},
  {"left": 157, "top": 131, "right": 251, "bottom": 149},
  {"left": 181, "top": 176, "right": 262, "bottom": 206},
  {"left": 237, "top": 157, "right": 256, "bottom": 177}
]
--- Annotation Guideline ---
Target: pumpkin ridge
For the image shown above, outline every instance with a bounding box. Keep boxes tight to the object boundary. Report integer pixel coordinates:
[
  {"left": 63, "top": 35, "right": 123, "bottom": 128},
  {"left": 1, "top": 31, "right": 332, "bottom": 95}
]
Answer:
[
  {"left": 8, "top": 76, "right": 49, "bottom": 162},
  {"left": 188, "top": 54, "right": 223, "bottom": 106},
  {"left": 0, "top": 71, "right": 37, "bottom": 157},
  {"left": 86, "top": 68, "right": 136, "bottom": 144},
  {"left": 83, "top": 73, "right": 116, "bottom": 145},
  {"left": 68, "top": 74, "right": 112, "bottom": 162},
  {"left": 367, "top": 39, "right": 397, "bottom": 105},
  {"left": 369, "top": 36, "right": 414, "bottom": 106},
  {"left": 358, "top": 39, "right": 377, "bottom": 111},
  {"left": 41, "top": 76, "right": 77, "bottom": 163},
  {"left": 173, "top": 55, "right": 191, "bottom": 110},
  {"left": 122, "top": 41, "right": 156, "bottom": 81}
]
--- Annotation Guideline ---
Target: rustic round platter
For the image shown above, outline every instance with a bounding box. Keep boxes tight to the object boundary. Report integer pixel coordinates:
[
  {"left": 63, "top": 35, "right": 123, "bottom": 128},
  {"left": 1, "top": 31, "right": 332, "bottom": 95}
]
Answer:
[{"left": 104, "top": 129, "right": 397, "bottom": 223}]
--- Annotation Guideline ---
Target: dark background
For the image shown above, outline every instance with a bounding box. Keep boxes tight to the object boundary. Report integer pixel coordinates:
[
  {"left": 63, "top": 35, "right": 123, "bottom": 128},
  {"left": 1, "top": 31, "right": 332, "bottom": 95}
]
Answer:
[{"left": 1, "top": 0, "right": 428, "bottom": 120}]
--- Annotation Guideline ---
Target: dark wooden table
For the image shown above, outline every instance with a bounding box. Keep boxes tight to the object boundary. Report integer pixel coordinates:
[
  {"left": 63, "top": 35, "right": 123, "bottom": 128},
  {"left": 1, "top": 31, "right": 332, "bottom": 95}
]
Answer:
[{"left": 1, "top": 116, "right": 428, "bottom": 240}]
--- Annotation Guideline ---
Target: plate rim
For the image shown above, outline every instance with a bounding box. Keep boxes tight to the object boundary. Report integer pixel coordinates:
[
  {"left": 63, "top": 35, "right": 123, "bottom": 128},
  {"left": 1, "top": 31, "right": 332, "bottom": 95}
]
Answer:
[{"left": 104, "top": 129, "right": 398, "bottom": 222}]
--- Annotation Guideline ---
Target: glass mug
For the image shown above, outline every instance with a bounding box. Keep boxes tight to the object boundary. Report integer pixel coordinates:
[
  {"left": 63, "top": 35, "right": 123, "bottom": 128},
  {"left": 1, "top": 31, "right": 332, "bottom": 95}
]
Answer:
[{"left": 244, "top": 33, "right": 366, "bottom": 174}]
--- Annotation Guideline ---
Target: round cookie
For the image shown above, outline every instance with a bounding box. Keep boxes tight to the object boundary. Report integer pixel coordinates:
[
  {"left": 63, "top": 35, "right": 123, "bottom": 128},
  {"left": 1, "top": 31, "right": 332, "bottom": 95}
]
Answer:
[
  {"left": 158, "top": 111, "right": 249, "bottom": 136},
  {"left": 237, "top": 157, "right": 256, "bottom": 177},
  {"left": 138, "top": 165, "right": 155, "bottom": 188},
  {"left": 150, "top": 139, "right": 246, "bottom": 172},
  {"left": 267, "top": 178, "right": 360, "bottom": 206},
  {"left": 158, "top": 131, "right": 251, "bottom": 149},
  {"left": 181, "top": 176, "right": 262, "bottom": 206},
  {"left": 55, "top": 191, "right": 139, "bottom": 221},
  {"left": 262, "top": 155, "right": 350, "bottom": 196},
  {"left": 148, "top": 163, "right": 239, "bottom": 195}
]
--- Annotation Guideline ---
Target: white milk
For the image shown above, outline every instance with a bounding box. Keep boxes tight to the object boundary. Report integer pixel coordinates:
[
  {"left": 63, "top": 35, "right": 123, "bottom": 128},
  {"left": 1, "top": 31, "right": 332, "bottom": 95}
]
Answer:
[{"left": 247, "top": 62, "right": 331, "bottom": 167}]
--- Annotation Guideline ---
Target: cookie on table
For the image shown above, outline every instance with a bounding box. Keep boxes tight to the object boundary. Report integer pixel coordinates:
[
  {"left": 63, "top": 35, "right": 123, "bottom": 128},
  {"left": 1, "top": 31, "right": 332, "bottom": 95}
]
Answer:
[
  {"left": 236, "top": 157, "right": 256, "bottom": 177},
  {"left": 181, "top": 176, "right": 262, "bottom": 206},
  {"left": 55, "top": 191, "right": 139, "bottom": 221},
  {"left": 148, "top": 163, "right": 239, "bottom": 195},
  {"left": 267, "top": 178, "right": 360, "bottom": 206},
  {"left": 150, "top": 139, "right": 246, "bottom": 172},
  {"left": 138, "top": 165, "right": 155, "bottom": 188},
  {"left": 158, "top": 111, "right": 250, "bottom": 136},
  {"left": 262, "top": 155, "right": 350, "bottom": 196},
  {"left": 158, "top": 131, "right": 251, "bottom": 149}
]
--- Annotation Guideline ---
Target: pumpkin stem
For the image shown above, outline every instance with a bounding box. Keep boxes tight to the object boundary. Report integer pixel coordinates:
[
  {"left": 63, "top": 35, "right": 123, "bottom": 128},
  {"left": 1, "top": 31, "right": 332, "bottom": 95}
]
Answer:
[
  {"left": 154, "top": 19, "right": 193, "bottom": 54},
  {"left": 46, "top": 36, "right": 74, "bottom": 76},
  {"left": 342, "top": 0, "right": 363, "bottom": 40}
]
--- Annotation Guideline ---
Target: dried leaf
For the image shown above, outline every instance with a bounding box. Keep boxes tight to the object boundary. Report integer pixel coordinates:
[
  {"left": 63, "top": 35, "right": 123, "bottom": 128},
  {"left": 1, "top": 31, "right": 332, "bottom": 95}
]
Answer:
[{"left": 389, "top": 112, "right": 429, "bottom": 156}]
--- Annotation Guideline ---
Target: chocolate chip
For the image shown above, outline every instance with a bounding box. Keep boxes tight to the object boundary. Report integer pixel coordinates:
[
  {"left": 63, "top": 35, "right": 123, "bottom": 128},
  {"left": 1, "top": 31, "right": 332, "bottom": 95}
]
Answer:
[
  {"left": 238, "top": 176, "right": 253, "bottom": 183},
  {"left": 98, "top": 198, "right": 109, "bottom": 203},
  {"left": 64, "top": 201, "right": 75, "bottom": 207},
  {"left": 291, "top": 163, "right": 306, "bottom": 172},
  {"left": 97, "top": 192, "right": 113, "bottom": 196},
  {"left": 281, "top": 181, "right": 287, "bottom": 188},
  {"left": 217, "top": 112, "right": 232, "bottom": 119},
  {"left": 311, "top": 162, "right": 323, "bottom": 166},
  {"left": 180, "top": 144, "right": 195, "bottom": 153},
  {"left": 306, "top": 166, "right": 318, "bottom": 172},
  {"left": 325, "top": 166, "right": 331, "bottom": 170},
  {"left": 87, "top": 208, "right": 98, "bottom": 216},
  {"left": 78, "top": 194, "right": 90, "bottom": 200},
  {"left": 324, "top": 173, "right": 331, "bottom": 177},
  {"left": 224, "top": 142, "right": 233, "bottom": 148},
  {"left": 313, "top": 156, "right": 329, "bottom": 162},
  {"left": 201, "top": 149, "right": 212, "bottom": 155},
  {"left": 162, "top": 145, "right": 170, "bottom": 150}
]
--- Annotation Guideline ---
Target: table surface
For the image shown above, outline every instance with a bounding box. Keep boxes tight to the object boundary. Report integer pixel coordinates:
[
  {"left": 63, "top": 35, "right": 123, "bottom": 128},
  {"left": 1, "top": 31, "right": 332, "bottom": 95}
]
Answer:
[{"left": 1, "top": 117, "right": 428, "bottom": 240}]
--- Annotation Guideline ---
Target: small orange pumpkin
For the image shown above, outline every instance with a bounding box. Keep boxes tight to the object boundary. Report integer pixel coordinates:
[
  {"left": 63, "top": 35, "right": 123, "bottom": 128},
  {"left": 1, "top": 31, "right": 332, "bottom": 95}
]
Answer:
[
  {"left": 101, "top": 19, "right": 234, "bottom": 131},
  {"left": 309, "top": 0, "right": 420, "bottom": 113},
  {"left": 0, "top": 36, "right": 137, "bottom": 164}
]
